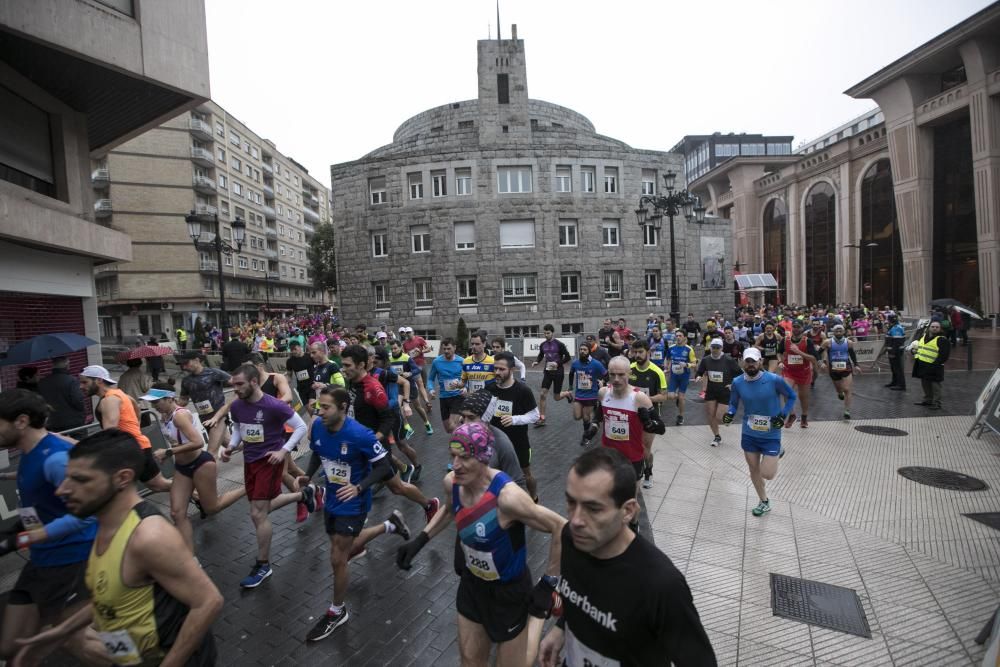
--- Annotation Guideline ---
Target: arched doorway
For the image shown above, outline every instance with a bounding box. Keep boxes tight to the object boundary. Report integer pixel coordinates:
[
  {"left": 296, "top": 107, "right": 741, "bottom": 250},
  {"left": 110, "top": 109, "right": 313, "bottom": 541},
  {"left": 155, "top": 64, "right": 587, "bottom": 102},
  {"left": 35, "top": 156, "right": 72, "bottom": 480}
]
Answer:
[
  {"left": 804, "top": 182, "right": 836, "bottom": 306},
  {"left": 860, "top": 159, "right": 903, "bottom": 309},
  {"left": 933, "top": 116, "right": 979, "bottom": 311},
  {"left": 762, "top": 199, "right": 787, "bottom": 305}
]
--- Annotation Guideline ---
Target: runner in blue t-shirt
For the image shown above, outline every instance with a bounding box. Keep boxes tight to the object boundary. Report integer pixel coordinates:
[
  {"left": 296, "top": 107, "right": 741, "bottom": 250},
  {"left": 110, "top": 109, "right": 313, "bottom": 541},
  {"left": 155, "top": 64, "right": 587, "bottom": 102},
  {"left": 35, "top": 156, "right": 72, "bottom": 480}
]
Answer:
[
  {"left": 723, "top": 347, "right": 797, "bottom": 517},
  {"left": 559, "top": 343, "right": 607, "bottom": 446},
  {"left": 0, "top": 389, "right": 97, "bottom": 657},
  {"left": 304, "top": 385, "right": 412, "bottom": 642},
  {"left": 427, "top": 338, "right": 466, "bottom": 434}
]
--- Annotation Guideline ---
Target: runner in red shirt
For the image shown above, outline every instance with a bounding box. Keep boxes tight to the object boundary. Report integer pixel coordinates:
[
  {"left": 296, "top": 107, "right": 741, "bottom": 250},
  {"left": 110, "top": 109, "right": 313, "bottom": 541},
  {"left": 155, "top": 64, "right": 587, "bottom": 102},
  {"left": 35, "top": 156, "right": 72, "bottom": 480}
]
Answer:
[
  {"left": 776, "top": 321, "right": 818, "bottom": 429},
  {"left": 401, "top": 326, "right": 433, "bottom": 413}
]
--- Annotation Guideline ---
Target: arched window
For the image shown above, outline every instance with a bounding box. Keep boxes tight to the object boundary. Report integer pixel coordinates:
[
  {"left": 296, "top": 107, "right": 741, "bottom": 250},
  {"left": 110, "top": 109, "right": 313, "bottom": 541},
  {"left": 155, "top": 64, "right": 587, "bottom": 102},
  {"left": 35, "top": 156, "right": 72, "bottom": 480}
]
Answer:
[
  {"left": 804, "top": 182, "right": 836, "bottom": 306},
  {"left": 860, "top": 159, "right": 902, "bottom": 309},
  {"left": 762, "top": 199, "right": 787, "bottom": 305}
]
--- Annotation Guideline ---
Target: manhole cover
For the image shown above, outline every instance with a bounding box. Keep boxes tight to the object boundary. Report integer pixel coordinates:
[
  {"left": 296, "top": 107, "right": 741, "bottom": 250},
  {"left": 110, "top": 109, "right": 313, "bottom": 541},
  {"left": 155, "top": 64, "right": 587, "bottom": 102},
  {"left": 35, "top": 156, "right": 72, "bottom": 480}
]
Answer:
[
  {"left": 963, "top": 513, "right": 1000, "bottom": 532},
  {"left": 855, "top": 425, "right": 908, "bottom": 437},
  {"left": 770, "top": 574, "right": 871, "bottom": 638},
  {"left": 898, "top": 467, "right": 989, "bottom": 491}
]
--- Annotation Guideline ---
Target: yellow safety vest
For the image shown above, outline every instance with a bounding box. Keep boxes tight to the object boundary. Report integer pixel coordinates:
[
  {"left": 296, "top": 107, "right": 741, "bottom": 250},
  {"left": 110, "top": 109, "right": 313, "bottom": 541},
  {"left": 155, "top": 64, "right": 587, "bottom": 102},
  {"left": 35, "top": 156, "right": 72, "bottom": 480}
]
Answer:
[
  {"left": 176, "top": 328, "right": 187, "bottom": 342},
  {"left": 914, "top": 335, "right": 940, "bottom": 364}
]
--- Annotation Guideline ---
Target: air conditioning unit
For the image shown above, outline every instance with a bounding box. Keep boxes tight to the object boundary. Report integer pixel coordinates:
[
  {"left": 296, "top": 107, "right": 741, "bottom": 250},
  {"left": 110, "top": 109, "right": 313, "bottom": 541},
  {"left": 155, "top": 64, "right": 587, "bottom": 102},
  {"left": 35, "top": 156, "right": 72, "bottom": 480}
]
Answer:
[{"left": 160, "top": 303, "right": 174, "bottom": 310}]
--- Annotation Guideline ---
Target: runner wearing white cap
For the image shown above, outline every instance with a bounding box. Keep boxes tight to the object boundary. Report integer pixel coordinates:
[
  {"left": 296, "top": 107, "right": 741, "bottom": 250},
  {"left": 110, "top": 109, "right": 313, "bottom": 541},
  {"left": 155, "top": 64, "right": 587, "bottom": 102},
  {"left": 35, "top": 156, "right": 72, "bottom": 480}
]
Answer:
[{"left": 694, "top": 339, "right": 741, "bottom": 447}]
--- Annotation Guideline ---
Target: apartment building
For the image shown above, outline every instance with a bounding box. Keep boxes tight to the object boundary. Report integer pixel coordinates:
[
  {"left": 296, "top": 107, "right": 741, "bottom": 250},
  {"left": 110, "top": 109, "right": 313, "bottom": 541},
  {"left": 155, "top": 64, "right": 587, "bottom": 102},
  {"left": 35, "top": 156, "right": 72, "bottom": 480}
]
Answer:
[{"left": 93, "top": 100, "right": 330, "bottom": 341}]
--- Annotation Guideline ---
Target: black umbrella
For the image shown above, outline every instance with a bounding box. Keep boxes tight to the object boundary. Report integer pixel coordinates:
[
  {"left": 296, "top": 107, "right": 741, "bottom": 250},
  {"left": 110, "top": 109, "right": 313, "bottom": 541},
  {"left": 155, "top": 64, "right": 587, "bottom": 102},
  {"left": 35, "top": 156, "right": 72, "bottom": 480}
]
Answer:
[{"left": 929, "top": 299, "right": 981, "bottom": 319}]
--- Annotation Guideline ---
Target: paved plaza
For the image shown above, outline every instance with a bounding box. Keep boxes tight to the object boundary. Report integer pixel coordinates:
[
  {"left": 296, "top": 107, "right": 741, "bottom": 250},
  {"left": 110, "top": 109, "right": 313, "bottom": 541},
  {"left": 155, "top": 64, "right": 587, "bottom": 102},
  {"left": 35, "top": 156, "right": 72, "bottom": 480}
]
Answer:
[{"left": 2, "top": 359, "right": 999, "bottom": 666}]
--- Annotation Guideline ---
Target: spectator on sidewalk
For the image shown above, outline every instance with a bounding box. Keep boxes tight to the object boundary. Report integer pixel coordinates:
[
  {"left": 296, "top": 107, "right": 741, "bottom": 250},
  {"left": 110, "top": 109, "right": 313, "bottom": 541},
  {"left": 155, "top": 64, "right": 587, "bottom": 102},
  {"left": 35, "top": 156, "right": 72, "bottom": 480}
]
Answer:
[
  {"left": 911, "top": 320, "right": 950, "bottom": 410},
  {"left": 146, "top": 337, "right": 165, "bottom": 382},
  {"left": 117, "top": 358, "right": 151, "bottom": 401},
  {"left": 16, "top": 367, "right": 40, "bottom": 392},
  {"left": 37, "top": 356, "right": 85, "bottom": 432}
]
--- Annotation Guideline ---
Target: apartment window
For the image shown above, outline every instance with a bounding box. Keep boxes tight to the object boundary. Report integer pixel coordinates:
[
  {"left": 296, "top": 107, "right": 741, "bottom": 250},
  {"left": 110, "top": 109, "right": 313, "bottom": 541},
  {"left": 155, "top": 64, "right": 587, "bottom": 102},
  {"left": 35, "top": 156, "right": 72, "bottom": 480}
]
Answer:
[
  {"left": 215, "top": 121, "right": 225, "bottom": 137},
  {"left": 455, "top": 167, "right": 472, "bottom": 195},
  {"left": 643, "top": 224, "right": 658, "bottom": 246},
  {"left": 217, "top": 147, "right": 226, "bottom": 162},
  {"left": 454, "top": 221, "right": 475, "bottom": 250},
  {"left": 299, "top": 269, "right": 305, "bottom": 279},
  {"left": 230, "top": 131, "right": 240, "bottom": 147},
  {"left": 0, "top": 87, "right": 55, "bottom": 197},
  {"left": 281, "top": 266, "right": 287, "bottom": 276},
  {"left": 458, "top": 277, "right": 478, "bottom": 306},
  {"left": 245, "top": 164, "right": 253, "bottom": 178},
  {"left": 222, "top": 226, "right": 231, "bottom": 240},
  {"left": 431, "top": 170, "right": 447, "bottom": 197},
  {"left": 603, "top": 270, "right": 623, "bottom": 300},
  {"left": 499, "top": 220, "right": 535, "bottom": 248},
  {"left": 235, "top": 206, "right": 245, "bottom": 219},
  {"left": 644, "top": 270, "right": 660, "bottom": 298},
  {"left": 243, "top": 141, "right": 251, "bottom": 154},
  {"left": 218, "top": 174, "right": 227, "bottom": 189},
  {"left": 369, "top": 176, "right": 386, "bottom": 205},
  {"left": 229, "top": 281, "right": 241, "bottom": 295},
  {"left": 601, "top": 219, "right": 620, "bottom": 246},
  {"left": 414, "top": 279, "right": 433, "bottom": 309},
  {"left": 371, "top": 232, "right": 388, "bottom": 257},
  {"left": 276, "top": 204, "right": 283, "bottom": 216},
  {"left": 411, "top": 225, "right": 430, "bottom": 253},
  {"left": 504, "top": 325, "right": 540, "bottom": 338},
  {"left": 202, "top": 277, "right": 214, "bottom": 292},
  {"left": 560, "top": 272, "right": 581, "bottom": 302},
  {"left": 220, "top": 201, "right": 229, "bottom": 216},
  {"left": 232, "top": 157, "right": 242, "bottom": 172},
  {"left": 373, "top": 282, "right": 390, "bottom": 309},
  {"left": 279, "top": 245, "right": 286, "bottom": 256},
  {"left": 233, "top": 181, "right": 242, "bottom": 197},
  {"left": 581, "top": 166, "right": 596, "bottom": 193},
  {"left": 251, "top": 146, "right": 259, "bottom": 159},
  {"left": 224, "top": 254, "right": 233, "bottom": 267},
  {"left": 604, "top": 167, "right": 618, "bottom": 193},
  {"left": 408, "top": 172, "right": 423, "bottom": 200},
  {"left": 251, "top": 259, "right": 259, "bottom": 271},
  {"left": 641, "top": 169, "right": 656, "bottom": 195},
  {"left": 502, "top": 274, "right": 537, "bottom": 304},
  {"left": 498, "top": 166, "right": 532, "bottom": 193},
  {"left": 562, "top": 323, "right": 584, "bottom": 335},
  {"left": 558, "top": 219, "right": 577, "bottom": 247},
  {"left": 555, "top": 165, "right": 572, "bottom": 193}
]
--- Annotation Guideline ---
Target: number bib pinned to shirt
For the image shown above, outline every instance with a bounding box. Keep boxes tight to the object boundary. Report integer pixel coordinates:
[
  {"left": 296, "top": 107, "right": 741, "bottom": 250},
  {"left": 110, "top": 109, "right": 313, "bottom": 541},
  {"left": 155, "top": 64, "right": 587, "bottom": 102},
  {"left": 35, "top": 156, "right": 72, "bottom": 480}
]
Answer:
[
  {"left": 295, "top": 370, "right": 310, "bottom": 381},
  {"left": 97, "top": 629, "right": 142, "bottom": 666},
  {"left": 564, "top": 626, "right": 620, "bottom": 667},
  {"left": 671, "top": 363, "right": 686, "bottom": 375},
  {"left": 241, "top": 423, "right": 264, "bottom": 443},
  {"left": 604, "top": 414, "right": 630, "bottom": 441},
  {"left": 545, "top": 361, "right": 558, "bottom": 371},
  {"left": 461, "top": 543, "right": 499, "bottom": 581},
  {"left": 832, "top": 360, "right": 847, "bottom": 370},
  {"left": 18, "top": 506, "right": 42, "bottom": 530},
  {"left": 651, "top": 350, "right": 663, "bottom": 361},
  {"left": 708, "top": 371, "right": 724, "bottom": 383},
  {"left": 321, "top": 458, "right": 352, "bottom": 486},
  {"left": 468, "top": 379, "right": 485, "bottom": 392},
  {"left": 194, "top": 399, "right": 213, "bottom": 415},
  {"left": 493, "top": 400, "right": 513, "bottom": 417},
  {"left": 577, "top": 372, "right": 592, "bottom": 391},
  {"left": 748, "top": 415, "right": 771, "bottom": 432},
  {"left": 787, "top": 354, "right": 803, "bottom": 365}
]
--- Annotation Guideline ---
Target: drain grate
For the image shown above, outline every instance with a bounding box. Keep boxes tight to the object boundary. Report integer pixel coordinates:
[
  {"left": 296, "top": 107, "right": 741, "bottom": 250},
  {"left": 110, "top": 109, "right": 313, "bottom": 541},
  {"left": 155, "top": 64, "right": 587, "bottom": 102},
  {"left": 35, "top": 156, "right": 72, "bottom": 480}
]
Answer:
[
  {"left": 897, "top": 467, "right": 989, "bottom": 491},
  {"left": 770, "top": 574, "right": 871, "bottom": 638},
  {"left": 963, "top": 513, "right": 1000, "bottom": 532},
  {"left": 855, "top": 425, "right": 908, "bottom": 437}
]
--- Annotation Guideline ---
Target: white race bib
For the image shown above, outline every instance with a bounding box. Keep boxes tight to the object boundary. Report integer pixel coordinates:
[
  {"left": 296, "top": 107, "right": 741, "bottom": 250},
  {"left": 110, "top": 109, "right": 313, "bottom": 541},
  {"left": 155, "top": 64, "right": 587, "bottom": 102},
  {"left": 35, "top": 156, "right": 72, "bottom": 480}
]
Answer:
[
  {"left": 321, "top": 458, "right": 352, "bottom": 486},
  {"left": 788, "top": 354, "right": 803, "bottom": 365},
  {"left": 687, "top": 332, "right": 696, "bottom": 339},
  {"left": 636, "top": 386, "right": 650, "bottom": 395},
  {"left": 468, "top": 379, "right": 485, "bottom": 392},
  {"left": 241, "top": 423, "right": 264, "bottom": 443},
  {"left": 194, "top": 399, "right": 213, "bottom": 415},
  {"left": 671, "top": 363, "right": 686, "bottom": 375},
  {"left": 493, "top": 400, "right": 513, "bottom": 417},
  {"left": 461, "top": 543, "right": 499, "bottom": 581},
  {"left": 749, "top": 415, "right": 770, "bottom": 432},
  {"left": 832, "top": 361, "right": 847, "bottom": 370},
  {"left": 564, "top": 626, "right": 620, "bottom": 667},
  {"left": 447, "top": 379, "right": 463, "bottom": 391},
  {"left": 577, "top": 372, "right": 592, "bottom": 391},
  {"left": 708, "top": 371, "right": 724, "bottom": 383},
  {"left": 295, "top": 370, "right": 310, "bottom": 381},
  {"left": 651, "top": 350, "right": 663, "bottom": 361},
  {"left": 545, "top": 361, "right": 558, "bottom": 371},
  {"left": 97, "top": 629, "right": 141, "bottom": 666},
  {"left": 604, "top": 415, "right": 629, "bottom": 441},
  {"left": 19, "top": 506, "right": 42, "bottom": 530}
]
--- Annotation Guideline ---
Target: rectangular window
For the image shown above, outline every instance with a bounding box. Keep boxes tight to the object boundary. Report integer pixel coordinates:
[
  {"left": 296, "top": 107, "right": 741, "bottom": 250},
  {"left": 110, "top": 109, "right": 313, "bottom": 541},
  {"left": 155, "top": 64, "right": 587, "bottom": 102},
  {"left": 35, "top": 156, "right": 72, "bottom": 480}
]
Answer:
[
  {"left": 643, "top": 224, "right": 658, "bottom": 246},
  {"left": 581, "top": 166, "right": 596, "bottom": 193},
  {"left": 504, "top": 325, "right": 540, "bottom": 338},
  {"left": 215, "top": 121, "right": 225, "bottom": 137},
  {"left": 560, "top": 272, "right": 581, "bottom": 302},
  {"left": 644, "top": 270, "right": 660, "bottom": 298},
  {"left": 562, "top": 322, "right": 584, "bottom": 335},
  {"left": 558, "top": 219, "right": 577, "bottom": 247},
  {"left": 458, "top": 277, "right": 478, "bottom": 306},
  {"left": 641, "top": 169, "right": 656, "bottom": 195},
  {"left": 251, "top": 259, "right": 259, "bottom": 271},
  {"left": 231, "top": 157, "right": 241, "bottom": 173},
  {"left": 251, "top": 146, "right": 259, "bottom": 159},
  {"left": 371, "top": 232, "right": 388, "bottom": 257},
  {"left": 230, "top": 131, "right": 241, "bottom": 147},
  {"left": 603, "top": 270, "right": 623, "bottom": 300},
  {"left": 245, "top": 164, "right": 253, "bottom": 177},
  {"left": 238, "top": 256, "right": 248, "bottom": 269},
  {"left": 369, "top": 176, "right": 386, "bottom": 205},
  {"left": 232, "top": 181, "right": 242, "bottom": 196},
  {"left": 502, "top": 274, "right": 537, "bottom": 304},
  {"left": 555, "top": 165, "right": 572, "bottom": 193},
  {"left": 604, "top": 167, "right": 618, "bottom": 193},
  {"left": 499, "top": 220, "right": 535, "bottom": 248},
  {"left": 373, "top": 282, "right": 390, "bottom": 309},
  {"left": 234, "top": 206, "right": 245, "bottom": 219},
  {"left": 411, "top": 225, "right": 430, "bottom": 253},
  {"left": 217, "top": 147, "right": 226, "bottom": 162},
  {"left": 218, "top": 174, "right": 227, "bottom": 189},
  {"left": 431, "top": 170, "right": 447, "bottom": 197},
  {"left": 225, "top": 254, "right": 233, "bottom": 267},
  {"left": 454, "top": 221, "right": 475, "bottom": 250},
  {"left": 455, "top": 167, "right": 472, "bottom": 195},
  {"left": 498, "top": 166, "right": 532, "bottom": 193},
  {"left": 220, "top": 201, "right": 229, "bottom": 216},
  {"left": 414, "top": 279, "right": 433, "bottom": 309},
  {"left": 408, "top": 172, "right": 423, "bottom": 200},
  {"left": 497, "top": 73, "right": 509, "bottom": 104},
  {"left": 202, "top": 276, "right": 214, "bottom": 292},
  {"left": 601, "top": 219, "right": 620, "bottom": 246}
]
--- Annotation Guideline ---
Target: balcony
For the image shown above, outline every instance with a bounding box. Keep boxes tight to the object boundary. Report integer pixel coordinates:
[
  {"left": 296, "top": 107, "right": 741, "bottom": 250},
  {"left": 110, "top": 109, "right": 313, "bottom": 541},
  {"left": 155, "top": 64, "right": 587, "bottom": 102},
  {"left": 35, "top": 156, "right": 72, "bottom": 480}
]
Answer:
[
  {"left": 188, "top": 118, "right": 213, "bottom": 141},
  {"left": 265, "top": 226, "right": 277, "bottom": 238},
  {"left": 194, "top": 204, "right": 218, "bottom": 217},
  {"left": 91, "top": 168, "right": 110, "bottom": 188},
  {"left": 303, "top": 222, "right": 316, "bottom": 238},
  {"left": 263, "top": 205, "right": 276, "bottom": 221},
  {"left": 261, "top": 161, "right": 273, "bottom": 175},
  {"left": 94, "top": 199, "right": 113, "bottom": 218},
  {"left": 199, "top": 259, "right": 216, "bottom": 272},
  {"left": 190, "top": 146, "right": 214, "bottom": 167},
  {"left": 303, "top": 206, "right": 319, "bottom": 223},
  {"left": 262, "top": 182, "right": 274, "bottom": 198},
  {"left": 265, "top": 248, "right": 278, "bottom": 259},
  {"left": 192, "top": 175, "right": 216, "bottom": 193},
  {"left": 309, "top": 194, "right": 320, "bottom": 208}
]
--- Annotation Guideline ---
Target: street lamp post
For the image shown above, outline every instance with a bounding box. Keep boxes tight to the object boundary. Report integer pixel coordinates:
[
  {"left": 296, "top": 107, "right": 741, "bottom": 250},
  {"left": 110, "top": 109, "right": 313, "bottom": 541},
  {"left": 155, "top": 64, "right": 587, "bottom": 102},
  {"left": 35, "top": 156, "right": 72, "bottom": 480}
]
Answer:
[
  {"left": 186, "top": 211, "right": 245, "bottom": 330},
  {"left": 635, "top": 170, "right": 706, "bottom": 324},
  {"left": 261, "top": 267, "right": 272, "bottom": 312},
  {"left": 843, "top": 240, "right": 878, "bottom": 306}
]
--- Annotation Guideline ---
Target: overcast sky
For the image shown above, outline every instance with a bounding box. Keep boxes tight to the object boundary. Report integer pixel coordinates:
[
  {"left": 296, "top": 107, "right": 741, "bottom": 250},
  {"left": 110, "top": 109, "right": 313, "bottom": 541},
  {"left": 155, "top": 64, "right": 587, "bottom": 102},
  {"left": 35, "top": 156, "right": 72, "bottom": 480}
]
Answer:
[{"left": 204, "top": 0, "right": 992, "bottom": 183}]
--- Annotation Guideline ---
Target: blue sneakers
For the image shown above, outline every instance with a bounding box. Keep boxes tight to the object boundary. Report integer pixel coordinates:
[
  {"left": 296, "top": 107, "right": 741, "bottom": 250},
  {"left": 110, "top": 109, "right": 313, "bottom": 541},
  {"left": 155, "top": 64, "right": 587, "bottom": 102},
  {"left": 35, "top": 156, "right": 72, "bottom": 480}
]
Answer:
[{"left": 240, "top": 562, "right": 272, "bottom": 588}]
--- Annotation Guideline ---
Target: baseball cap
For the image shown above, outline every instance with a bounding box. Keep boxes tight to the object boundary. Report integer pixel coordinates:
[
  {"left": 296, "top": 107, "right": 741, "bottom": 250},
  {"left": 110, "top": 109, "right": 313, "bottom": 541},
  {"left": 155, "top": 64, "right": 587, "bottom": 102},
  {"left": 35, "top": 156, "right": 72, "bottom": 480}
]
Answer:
[
  {"left": 449, "top": 422, "right": 495, "bottom": 464},
  {"left": 139, "top": 388, "right": 175, "bottom": 401},
  {"left": 710, "top": 338, "right": 723, "bottom": 348},
  {"left": 398, "top": 326, "right": 407, "bottom": 333},
  {"left": 743, "top": 347, "right": 762, "bottom": 362},
  {"left": 404, "top": 326, "right": 414, "bottom": 333},
  {"left": 80, "top": 365, "right": 116, "bottom": 383},
  {"left": 375, "top": 331, "right": 387, "bottom": 339}
]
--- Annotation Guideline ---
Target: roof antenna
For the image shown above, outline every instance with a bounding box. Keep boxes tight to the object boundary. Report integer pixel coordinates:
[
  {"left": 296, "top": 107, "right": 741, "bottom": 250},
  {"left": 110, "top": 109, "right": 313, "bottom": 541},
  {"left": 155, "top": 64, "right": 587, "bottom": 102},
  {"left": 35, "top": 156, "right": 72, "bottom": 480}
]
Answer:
[
  {"left": 488, "top": 22, "right": 491, "bottom": 39},
  {"left": 496, "top": 0, "right": 501, "bottom": 41}
]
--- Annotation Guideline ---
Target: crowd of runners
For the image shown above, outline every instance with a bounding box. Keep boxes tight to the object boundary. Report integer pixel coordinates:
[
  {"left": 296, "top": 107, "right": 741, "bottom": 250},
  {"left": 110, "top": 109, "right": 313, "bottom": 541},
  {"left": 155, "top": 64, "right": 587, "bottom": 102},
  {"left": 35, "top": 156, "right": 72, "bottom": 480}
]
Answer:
[{"left": 0, "top": 303, "right": 927, "bottom": 666}]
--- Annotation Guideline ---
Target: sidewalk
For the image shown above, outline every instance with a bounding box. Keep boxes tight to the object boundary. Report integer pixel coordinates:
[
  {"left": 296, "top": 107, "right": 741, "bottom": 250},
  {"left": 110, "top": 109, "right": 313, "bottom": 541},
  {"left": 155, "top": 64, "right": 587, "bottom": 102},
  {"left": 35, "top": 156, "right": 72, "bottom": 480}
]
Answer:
[{"left": 648, "top": 415, "right": 1000, "bottom": 665}]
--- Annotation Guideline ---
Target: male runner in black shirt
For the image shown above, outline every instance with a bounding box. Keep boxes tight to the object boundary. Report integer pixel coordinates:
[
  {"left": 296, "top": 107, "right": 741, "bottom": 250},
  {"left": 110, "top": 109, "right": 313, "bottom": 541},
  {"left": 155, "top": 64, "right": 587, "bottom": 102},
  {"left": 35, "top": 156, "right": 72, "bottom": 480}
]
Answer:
[{"left": 488, "top": 352, "right": 540, "bottom": 501}]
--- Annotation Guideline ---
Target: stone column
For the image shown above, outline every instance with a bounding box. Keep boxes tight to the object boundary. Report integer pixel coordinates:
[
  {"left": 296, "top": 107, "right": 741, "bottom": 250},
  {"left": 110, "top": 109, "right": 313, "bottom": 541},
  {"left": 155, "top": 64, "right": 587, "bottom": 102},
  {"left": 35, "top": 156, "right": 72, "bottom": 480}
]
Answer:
[
  {"left": 785, "top": 182, "right": 801, "bottom": 304},
  {"left": 837, "top": 161, "right": 855, "bottom": 305}
]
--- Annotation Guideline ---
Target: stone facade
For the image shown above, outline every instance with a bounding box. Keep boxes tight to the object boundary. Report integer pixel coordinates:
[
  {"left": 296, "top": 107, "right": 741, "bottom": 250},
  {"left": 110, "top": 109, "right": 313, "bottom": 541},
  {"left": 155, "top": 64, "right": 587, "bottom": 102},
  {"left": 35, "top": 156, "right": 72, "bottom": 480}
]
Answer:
[{"left": 331, "top": 28, "right": 734, "bottom": 337}]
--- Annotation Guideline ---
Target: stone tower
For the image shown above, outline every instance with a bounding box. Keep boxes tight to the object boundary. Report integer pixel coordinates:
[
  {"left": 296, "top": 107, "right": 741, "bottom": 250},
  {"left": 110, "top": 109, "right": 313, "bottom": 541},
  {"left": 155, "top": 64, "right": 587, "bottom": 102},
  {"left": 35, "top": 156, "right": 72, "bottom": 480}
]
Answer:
[{"left": 477, "top": 24, "right": 530, "bottom": 145}]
